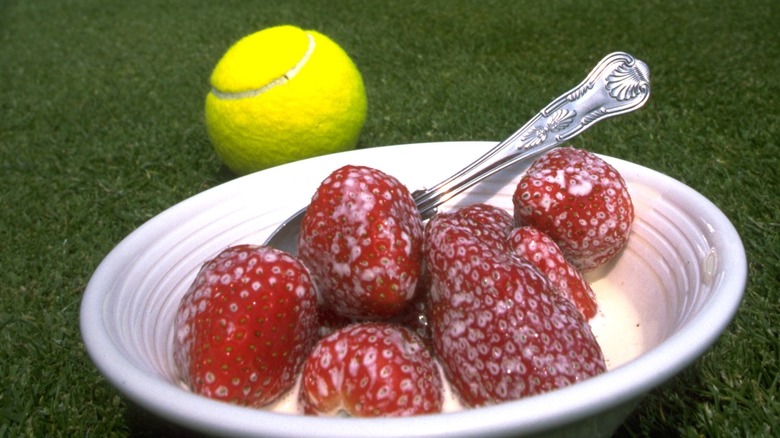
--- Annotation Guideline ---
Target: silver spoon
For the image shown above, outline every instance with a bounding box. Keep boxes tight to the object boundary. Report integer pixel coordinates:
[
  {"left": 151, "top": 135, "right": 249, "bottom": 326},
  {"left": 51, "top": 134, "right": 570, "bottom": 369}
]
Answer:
[{"left": 265, "top": 52, "right": 651, "bottom": 255}]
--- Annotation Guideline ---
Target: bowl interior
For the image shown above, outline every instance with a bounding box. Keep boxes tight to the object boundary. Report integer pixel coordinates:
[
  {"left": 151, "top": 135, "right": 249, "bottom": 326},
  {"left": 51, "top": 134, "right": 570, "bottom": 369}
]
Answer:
[{"left": 81, "top": 141, "right": 745, "bottom": 437}]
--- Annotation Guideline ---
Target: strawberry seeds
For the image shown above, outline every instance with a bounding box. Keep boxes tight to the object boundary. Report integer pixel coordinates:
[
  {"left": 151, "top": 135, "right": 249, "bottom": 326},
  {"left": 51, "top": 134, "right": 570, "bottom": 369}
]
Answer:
[{"left": 173, "top": 147, "right": 634, "bottom": 416}]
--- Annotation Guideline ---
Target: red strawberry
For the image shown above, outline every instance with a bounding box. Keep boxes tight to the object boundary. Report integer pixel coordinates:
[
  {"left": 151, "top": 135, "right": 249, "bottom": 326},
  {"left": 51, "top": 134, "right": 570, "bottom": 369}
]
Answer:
[
  {"left": 425, "top": 210, "right": 606, "bottom": 407},
  {"left": 298, "top": 165, "right": 424, "bottom": 320},
  {"left": 173, "top": 244, "right": 319, "bottom": 407},
  {"left": 513, "top": 146, "right": 634, "bottom": 272},
  {"left": 388, "top": 204, "right": 514, "bottom": 346},
  {"left": 509, "top": 226, "right": 598, "bottom": 319},
  {"left": 298, "top": 322, "right": 443, "bottom": 417},
  {"left": 433, "top": 203, "right": 515, "bottom": 251}
]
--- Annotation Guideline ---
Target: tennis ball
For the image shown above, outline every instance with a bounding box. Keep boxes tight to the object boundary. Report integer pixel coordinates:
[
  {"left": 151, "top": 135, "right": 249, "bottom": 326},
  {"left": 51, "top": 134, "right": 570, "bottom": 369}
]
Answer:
[{"left": 205, "top": 25, "right": 367, "bottom": 175}]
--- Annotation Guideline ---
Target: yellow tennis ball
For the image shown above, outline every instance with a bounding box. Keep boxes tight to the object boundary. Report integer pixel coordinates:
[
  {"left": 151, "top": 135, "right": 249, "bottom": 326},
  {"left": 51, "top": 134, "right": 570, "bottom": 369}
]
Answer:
[{"left": 205, "top": 25, "right": 367, "bottom": 175}]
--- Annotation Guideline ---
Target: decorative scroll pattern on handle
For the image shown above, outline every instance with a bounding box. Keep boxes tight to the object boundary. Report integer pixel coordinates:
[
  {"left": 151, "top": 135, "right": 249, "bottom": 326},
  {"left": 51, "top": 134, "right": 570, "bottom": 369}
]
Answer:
[
  {"left": 607, "top": 62, "right": 650, "bottom": 101},
  {"left": 519, "top": 109, "right": 577, "bottom": 148}
]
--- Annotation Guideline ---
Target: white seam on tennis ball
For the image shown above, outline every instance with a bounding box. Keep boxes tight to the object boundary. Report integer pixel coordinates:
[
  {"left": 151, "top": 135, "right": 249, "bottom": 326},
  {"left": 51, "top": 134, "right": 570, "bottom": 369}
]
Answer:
[{"left": 211, "top": 32, "right": 316, "bottom": 100}]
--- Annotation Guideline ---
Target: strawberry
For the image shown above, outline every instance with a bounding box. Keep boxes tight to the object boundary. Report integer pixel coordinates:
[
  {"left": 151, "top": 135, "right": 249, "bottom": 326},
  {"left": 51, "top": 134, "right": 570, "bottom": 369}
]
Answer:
[
  {"left": 298, "top": 322, "right": 443, "bottom": 417},
  {"left": 298, "top": 165, "right": 424, "bottom": 320},
  {"left": 173, "top": 244, "right": 319, "bottom": 407},
  {"left": 425, "top": 210, "right": 606, "bottom": 407},
  {"left": 509, "top": 225, "right": 598, "bottom": 319},
  {"left": 387, "top": 204, "right": 514, "bottom": 346},
  {"left": 432, "top": 203, "right": 515, "bottom": 251},
  {"left": 513, "top": 146, "right": 634, "bottom": 272}
]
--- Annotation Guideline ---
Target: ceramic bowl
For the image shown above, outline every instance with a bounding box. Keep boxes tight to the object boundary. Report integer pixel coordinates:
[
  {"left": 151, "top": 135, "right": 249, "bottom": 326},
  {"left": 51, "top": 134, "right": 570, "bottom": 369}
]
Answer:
[{"left": 81, "top": 141, "right": 746, "bottom": 437}]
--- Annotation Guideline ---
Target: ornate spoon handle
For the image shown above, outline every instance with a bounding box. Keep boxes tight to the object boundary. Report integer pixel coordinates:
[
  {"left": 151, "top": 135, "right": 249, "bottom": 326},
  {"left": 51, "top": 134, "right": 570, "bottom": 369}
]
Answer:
[
  {"left": 265, "top": 52, "right": 650, "bottom": 254},
  {"left": 412, "top": 51, "right": 650, "bottom": 219}
]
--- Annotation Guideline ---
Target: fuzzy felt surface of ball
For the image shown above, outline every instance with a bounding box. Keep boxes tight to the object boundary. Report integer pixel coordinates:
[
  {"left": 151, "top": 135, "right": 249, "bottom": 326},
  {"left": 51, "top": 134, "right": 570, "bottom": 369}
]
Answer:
[{"left": 205, "top": 25, "right": 367, "bottom": 175}]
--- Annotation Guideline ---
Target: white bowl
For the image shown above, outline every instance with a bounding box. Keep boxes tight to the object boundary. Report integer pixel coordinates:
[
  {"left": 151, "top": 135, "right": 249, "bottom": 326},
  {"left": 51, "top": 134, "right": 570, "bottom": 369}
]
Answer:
[{"left": 80, "top": 141, "right": 746, "bottom": 437}]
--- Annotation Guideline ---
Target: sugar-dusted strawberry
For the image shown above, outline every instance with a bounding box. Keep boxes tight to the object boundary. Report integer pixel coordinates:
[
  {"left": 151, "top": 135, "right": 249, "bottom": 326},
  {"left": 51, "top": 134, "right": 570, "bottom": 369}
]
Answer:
[
  {"left": 173, "top": 244, "right": 319, "bottom": 407},
  {"left": 432, "top": 203, "right": 515, "bottom": 251},
  {"left": 298, "top": 322, "right": 443, "bottom": 417},
  {"left": 509, "top": 225, "right": 598, "bottom": 319},
  {"left": 298, "top": 165, "right": 424, "bottom": 320},
  {"left": 382, "top": 204, "right": 514, "bottom": 347},
  {"left": 513, "top": 146, "right": 634, "bottom": 272},
  {"left": 425, "top": 210, "right": 606, "bottom": 407}
]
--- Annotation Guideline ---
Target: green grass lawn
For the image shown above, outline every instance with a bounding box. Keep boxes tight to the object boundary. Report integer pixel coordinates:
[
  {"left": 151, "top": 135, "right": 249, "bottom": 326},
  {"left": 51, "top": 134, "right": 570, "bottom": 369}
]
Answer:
[{"left": 1, "top": 0, "right": 778, "bottom": 436}]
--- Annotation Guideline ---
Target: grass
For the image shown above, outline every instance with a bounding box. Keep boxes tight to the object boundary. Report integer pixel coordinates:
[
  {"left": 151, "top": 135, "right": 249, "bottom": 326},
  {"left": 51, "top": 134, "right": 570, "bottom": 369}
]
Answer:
[{"left": 1, "top": 0, "right": 778, "bottom": 436}]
